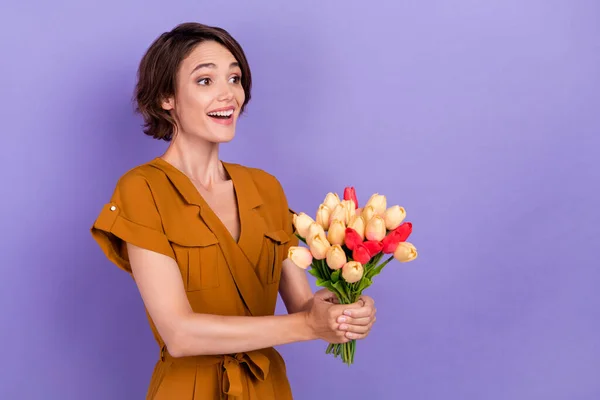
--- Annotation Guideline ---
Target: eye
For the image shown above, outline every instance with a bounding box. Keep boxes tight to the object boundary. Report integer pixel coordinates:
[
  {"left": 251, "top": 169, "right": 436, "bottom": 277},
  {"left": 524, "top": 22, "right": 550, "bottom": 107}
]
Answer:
[
  {"left": 229, "top": 75, "right": 241, "bottom": 84},
  {"left": 197, "top": 77, "right": 211, "bottom": 86}
]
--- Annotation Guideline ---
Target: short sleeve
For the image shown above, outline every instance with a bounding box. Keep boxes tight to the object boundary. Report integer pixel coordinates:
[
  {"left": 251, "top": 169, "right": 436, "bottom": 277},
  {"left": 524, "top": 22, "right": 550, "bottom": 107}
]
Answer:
[
  {"left": 90, "top": 172, "right": 175, "bottom": 273},
  {"left": 276, "top": 182, "right": 299, "bottom": 254}
]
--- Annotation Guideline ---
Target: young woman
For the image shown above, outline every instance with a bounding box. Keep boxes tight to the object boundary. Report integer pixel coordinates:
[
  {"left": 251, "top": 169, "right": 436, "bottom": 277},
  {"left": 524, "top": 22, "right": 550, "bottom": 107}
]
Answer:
[{"left": 91, "top": 22, "right": 376, "bottom": 399}]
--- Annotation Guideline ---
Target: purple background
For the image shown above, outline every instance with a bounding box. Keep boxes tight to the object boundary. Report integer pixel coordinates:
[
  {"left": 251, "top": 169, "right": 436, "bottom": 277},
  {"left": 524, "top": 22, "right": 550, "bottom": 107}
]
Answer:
[{"left": 2, "top": 1, "right": 599, "bottom": 399}]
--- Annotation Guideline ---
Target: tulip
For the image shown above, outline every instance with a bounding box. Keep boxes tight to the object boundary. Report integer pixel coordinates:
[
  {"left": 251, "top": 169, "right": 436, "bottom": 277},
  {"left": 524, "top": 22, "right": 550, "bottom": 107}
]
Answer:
[
  {"left": 326, "top": 245, "right": 347, "bottom": 270},
  {"left": 348, "top": 215, "right": 366, "bottom": 240},
  {"left": 308, "top": 231, "right": 331, "bottom": 260},
  {"left": 343, "top": 187, "right": 359, "bottom": 209},
  {"left": 344, "top": 228, "right": 363, "bottom": 251},
  {"left": 293, "top": 213, "right": 314, "bottom": 238},
  {"left": 363, "top": 240, "right": 383, "bottom": 256},
  {"left": 393, "top": 242, "right": 418, "bottom": 262},
  {"left": 394, "top": 222, "right": 413, "bottom": 242},
  {"left": 352, "top": 243, "right": 371, "bottom": 264},
  {"left": 306, "top": 222, "right": 326, "bottom": 245},
  {"left": 323, "top": 192, "right": 341, "bottom": 211},
  {"left": 342, "top": 261, "right": 364, "bottom": 283},
  {"left": 365, "top": 215, "right": 386, "bottom": 241},
  {"left": 381, "top": 222, "right": 413, "bottom": 253},
  {"left": 288, "top": 246, "right": 313, "bottom": 269},
  {"left": 365, "top": 193, "right": 387, "bottom": 215},
  {"left": 316, "top": 204, "right": 331, "bottom": 230},
  {"left": 330, "top": 203, "right": 347, "bottom": 225},
  {"left": 327, "top": 219, "right": 346, "bottom": 246},
  {"left": 341, "top": 200, "right": 356, "bottom": 223},
  {"left": 361, "top": 205, "right": 376, "bottom": 224},
  {"left": 383, "top": 205, "right": 406, "bottom": 230}
]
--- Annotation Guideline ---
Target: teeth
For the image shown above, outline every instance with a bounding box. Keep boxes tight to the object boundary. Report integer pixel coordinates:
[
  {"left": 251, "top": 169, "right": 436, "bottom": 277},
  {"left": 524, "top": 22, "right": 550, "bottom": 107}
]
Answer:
[{"left": 208, "top": 109, "right": 234, "bottom": 117}]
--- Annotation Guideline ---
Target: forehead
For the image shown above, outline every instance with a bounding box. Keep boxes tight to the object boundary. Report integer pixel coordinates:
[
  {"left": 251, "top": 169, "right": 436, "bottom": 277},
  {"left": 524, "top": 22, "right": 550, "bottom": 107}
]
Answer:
[{"left": 181, "top": 41, "right": 239, "bottom": 72}]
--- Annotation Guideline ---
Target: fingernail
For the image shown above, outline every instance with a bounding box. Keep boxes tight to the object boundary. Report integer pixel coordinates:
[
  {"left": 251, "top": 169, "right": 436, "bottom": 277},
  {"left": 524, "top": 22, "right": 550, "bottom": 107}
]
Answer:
[
  {"left": 339, "top": 324, "right": 348, "bottom": 330},
  {"left": 347, "top": 333, "right": 355, "bottom": 339},
  {"left": 344, "top": 310, "right": 352, "bottom": 316},
  {"left": 338, "top": 316, "right": 347, "bottom": 323}
]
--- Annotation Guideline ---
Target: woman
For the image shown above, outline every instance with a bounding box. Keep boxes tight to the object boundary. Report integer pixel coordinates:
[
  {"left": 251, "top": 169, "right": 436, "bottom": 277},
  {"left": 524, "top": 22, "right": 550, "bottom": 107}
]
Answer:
[{"left": 91, "top": 22, "right": 376, "bottom": 399}]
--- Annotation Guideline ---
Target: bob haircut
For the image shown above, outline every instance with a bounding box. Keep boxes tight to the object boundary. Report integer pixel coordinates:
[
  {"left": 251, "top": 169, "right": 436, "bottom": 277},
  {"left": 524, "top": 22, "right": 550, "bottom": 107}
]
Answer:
[{"left": 134, "top": 22, "right": 252, "bottom": 141}]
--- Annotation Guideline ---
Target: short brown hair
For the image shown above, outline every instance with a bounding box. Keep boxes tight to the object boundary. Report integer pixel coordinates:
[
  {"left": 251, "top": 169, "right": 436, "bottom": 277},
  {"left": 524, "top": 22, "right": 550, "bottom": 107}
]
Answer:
[{"left": 134, "top": 22, "right": 252, "bottom": 141}]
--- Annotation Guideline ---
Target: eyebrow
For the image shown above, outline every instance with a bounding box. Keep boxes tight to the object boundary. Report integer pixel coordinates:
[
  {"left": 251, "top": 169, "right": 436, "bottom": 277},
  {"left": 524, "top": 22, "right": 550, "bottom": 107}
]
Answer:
[{"left": 191, "top": 61, "right": 240, "bottom": 75}]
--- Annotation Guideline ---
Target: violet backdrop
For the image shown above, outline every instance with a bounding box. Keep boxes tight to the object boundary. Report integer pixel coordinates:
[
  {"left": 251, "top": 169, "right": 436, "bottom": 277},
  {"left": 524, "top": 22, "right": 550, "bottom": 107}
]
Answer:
[{"left": 1, "top": 0, "right": 599, "bottom": 399}]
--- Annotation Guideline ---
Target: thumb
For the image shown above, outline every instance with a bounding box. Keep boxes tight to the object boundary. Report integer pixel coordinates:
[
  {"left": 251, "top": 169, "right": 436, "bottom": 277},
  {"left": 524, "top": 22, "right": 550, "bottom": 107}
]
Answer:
[{"left": 314, "top": 288, "right": 338, "bottom": 302}]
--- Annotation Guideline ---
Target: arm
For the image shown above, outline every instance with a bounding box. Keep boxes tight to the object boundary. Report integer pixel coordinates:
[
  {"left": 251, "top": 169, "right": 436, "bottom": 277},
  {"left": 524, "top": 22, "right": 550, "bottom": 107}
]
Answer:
[
  {"left": 278, "top": 258, "right": 314, "bottom": 314},
  {"left": 127, "top": 243, "right": 349, "bottom": 358}
]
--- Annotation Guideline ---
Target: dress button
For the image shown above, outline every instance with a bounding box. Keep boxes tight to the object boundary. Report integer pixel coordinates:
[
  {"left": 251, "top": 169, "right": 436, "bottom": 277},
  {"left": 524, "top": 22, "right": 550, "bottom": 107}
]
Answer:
[{"left": 110, "top": 205, "right": 117, "bottom": 211}]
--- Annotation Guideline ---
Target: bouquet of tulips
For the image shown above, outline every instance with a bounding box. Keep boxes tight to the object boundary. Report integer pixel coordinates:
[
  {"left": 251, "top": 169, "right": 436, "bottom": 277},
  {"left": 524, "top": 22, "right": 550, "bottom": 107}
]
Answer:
[{"left": 288, "top": 187, "right": 418, "bottom": 366}]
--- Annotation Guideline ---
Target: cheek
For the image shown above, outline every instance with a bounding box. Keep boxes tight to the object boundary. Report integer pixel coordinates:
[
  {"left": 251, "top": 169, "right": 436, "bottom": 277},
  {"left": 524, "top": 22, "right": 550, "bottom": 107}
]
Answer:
[{"left": 235, "top": 86, "right": 246, "bottom": 106}]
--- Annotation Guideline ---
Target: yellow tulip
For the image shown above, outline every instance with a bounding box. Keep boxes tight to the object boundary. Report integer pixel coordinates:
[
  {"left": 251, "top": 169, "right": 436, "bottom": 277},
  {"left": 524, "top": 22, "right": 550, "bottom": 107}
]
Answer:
[
  {"left": 341, "top": 199, "right": 356, "bottom": 223},
  {"left": 365, "top": 193, "right": 387, "bottom": 215},
  {"left": 330, "top": 203, "right": 347, "bottom": 225},
  {"left": 342, "top": 261, "right": 364, "bottom": 283},
  {"left": 288, "top": 246, "right": 313, "bottom": 269},
  {"left": 293, "top": 212, "right": 314, "bottom": 238},
  {"left": 361, "top": 205, "right": 376, "bottom": 224},
  {"left": 306, "top": 222, "right": 326, "bottom": 245},
  {"left": 348, "top": 215, "right": 366, "bottom": 240},
  {"left": 323, "top": 192, "right": 341, "bottom": 212},
  {"left": 327, "top": 219, "right": 346, "bottom": 246},
  {"left": 384, "top": 205, "right": 406, "bottom": 230},
  {"left": 326, "top": 245, "right": 347, "bottom": 270},
  {"left": 316, "top": 204, "right": 331, "bottom": 230},
  {"left": 393, "top": 242, "right": 418, "bottom": 262},
  {"left": 365, "top": 215, "right": 386, "bottom": 241},
  {"left": 308, "top": 231, "right": 331, "bottom": 260}
]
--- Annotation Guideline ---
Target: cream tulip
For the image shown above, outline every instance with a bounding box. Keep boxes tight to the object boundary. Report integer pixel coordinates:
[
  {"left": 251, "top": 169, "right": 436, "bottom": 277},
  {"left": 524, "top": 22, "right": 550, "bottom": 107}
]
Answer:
[
  {"left": 365, "top": 193, "right": 387, "bottom": 215},
  {"left": 384, "top": 205, "right": 406, "bottom": 230},
  {"left": 348, "top": 215, "right": 366, "bottom": 240},
  {"left": 327, "top": 219, "right": 346, "bottom": 246},
  {"left": 308, "top": 231, "right": 331, "bottom": 260},
  {"left": 361, "top": 205, "right": 376, "bottom": 224},
  {"left": 341, "top": 199, "right": 356, "bottom": 222},
  {"left": 330, "top": 203, "right": 347, "bottom": 225},
  {"left": 365, "top": 215, "right": 386, "bottom": 241},
  {"left": 393, "top": 242, "right": 418, "bottom": 262},
  {"left": 341, "top": 261, "right": 364, "bottom": 283},
  {"left": 288, "top": 246, "right": 313, "bottom": 269},
  {"left": 326, "top": 245, "right": 347, "bottom": 270},
  {"left": 293, "top": 213, "right": 314, "bottom": 238},
  {"left": 323, "top": 192, "right": 341, "bottom": 212},
  {"left": 316, "top": 204, "right": 331, "bottom": 230},
  {"left": 306, "top": 222, "right": 326, "bottom": 245}
]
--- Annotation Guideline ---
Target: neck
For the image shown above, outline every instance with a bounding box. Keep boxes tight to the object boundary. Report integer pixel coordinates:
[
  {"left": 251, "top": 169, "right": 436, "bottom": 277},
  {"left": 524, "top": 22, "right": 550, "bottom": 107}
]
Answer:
[{"left": 160, "top": 132, "right": 228, "bottom": 189}]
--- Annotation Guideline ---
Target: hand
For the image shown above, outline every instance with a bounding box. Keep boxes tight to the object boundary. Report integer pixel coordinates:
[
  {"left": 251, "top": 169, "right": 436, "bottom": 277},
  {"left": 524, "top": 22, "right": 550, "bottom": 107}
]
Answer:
[
  {"left": 305, "top": 289, "right": 365, "bottom": 344},
  {"left": 336, "top": 295, "right": 377, "bottom": 340}
]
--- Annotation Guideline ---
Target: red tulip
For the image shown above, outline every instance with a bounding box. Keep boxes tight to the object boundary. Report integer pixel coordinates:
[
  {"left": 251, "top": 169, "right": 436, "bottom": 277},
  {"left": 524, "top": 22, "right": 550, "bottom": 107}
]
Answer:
[
  {"left": 381, "top": 222, "right": 413, "bottom": 254},
  {"left": 352, "top": 243, "right": 371, "bottom": 264},
  {"left": 343, "top": 187, "right": 359, "bottom": 209},
  {"left": 363, "top": 240, "right": 383, "bottom": 255},
  {"left": 344, "top": 228, "right": 363, "bottom": 250}
]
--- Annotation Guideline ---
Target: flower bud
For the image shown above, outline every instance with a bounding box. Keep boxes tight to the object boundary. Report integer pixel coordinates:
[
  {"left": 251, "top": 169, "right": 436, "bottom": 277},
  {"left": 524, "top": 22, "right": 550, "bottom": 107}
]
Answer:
[
  {"left": 393, "top": 242, "right": 418, "bottom": 262},
  {"left": 327, "top": 219, "right": 346, "bottom": 246},
  {"left": 326, "top": 245, "right": 347, "bottom": 270},
  {"left": 361, "top": 205, "right": 376, "bottom": 224},
  {"left": 293, "top": 213, "right": 314, "bottom": 238},
  {"left": 323, "top": 192, "right": 341, "bottom": 212},
  {"left": 365, "top": 193, "right": 387, "bottom": 215},
  {"left": 341, "top": 199, "right": 356, "bottom": 223},
  {"left": 383, "top": 205, "right": 406, "bottom": 230},
  {"left": 308, "top": 231, "right": 331, "bottom": 260},
  {"left": 365, "top": 215, "right": 386, "bottom": 241},
  {"left": 306, "top": 222, "right": 326, "bottom": 245},
  {"left": 288, "top": 246, "right": 313, "bottom": 269},
  {"left": 330, "top": 203, "right": 347, "bottom": 225},
  {"left": 342, "top": 261, "right": 364, "bottom": 283},
  {"left": 315, "top": 204, "right": 331, "bottom": 230}
]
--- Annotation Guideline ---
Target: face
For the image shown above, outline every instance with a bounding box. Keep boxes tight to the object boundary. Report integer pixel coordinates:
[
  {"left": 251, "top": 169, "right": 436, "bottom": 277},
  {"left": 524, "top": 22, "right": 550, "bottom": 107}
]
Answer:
[{"left": 162, "top": 41, "right": 246, "bottom": 143}]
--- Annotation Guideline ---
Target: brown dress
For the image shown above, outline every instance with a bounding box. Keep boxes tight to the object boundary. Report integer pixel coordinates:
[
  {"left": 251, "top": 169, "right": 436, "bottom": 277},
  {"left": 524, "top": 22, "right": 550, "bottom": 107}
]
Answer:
[{"left": 91, "top": 157, "right": 298, "bottom": 399}]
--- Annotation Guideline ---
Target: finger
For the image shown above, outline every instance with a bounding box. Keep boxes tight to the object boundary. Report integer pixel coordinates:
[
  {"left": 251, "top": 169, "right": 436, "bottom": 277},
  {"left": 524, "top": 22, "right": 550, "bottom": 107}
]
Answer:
[
  {"left": 341, "top": 305, "right": 376, "bottom": 319},
  {"left": 338, "top": 323, "right": 370, "bottom": 334},
  {"left": 345, "top": 331, "right": 369, "bottom": 340},
  {"left": 337, "top": 315, "right": 372, "bottom": 326},
  {"left": 359, "top": 295, "right": 375, "bottom": 307},
  {"left": 315, "top": 288, "right": 338, "bottom": 302}
]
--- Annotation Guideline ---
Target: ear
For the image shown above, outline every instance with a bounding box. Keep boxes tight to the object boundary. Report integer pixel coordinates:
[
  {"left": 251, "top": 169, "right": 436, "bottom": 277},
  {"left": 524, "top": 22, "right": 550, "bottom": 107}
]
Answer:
[{"left": 161, "top": 96, "right": 174, "bottom": 111}]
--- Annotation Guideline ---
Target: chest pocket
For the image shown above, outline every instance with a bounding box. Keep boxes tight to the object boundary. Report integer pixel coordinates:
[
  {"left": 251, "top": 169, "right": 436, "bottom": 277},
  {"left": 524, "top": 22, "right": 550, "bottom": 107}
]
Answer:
[
  {"left": 167, "top": 227, "right": 221, "bottom": 291},
  {"left": 263, "top": 230, "right": 291, "bottom": 284}
]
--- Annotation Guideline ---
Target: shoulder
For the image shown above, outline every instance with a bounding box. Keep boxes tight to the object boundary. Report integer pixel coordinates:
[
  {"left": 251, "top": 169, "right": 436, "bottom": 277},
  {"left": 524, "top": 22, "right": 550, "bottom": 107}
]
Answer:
[
  {"left": 232, "top": 162, "right": 290, "bottom": 206},
  {"left": 112, "top": 161, "right": 166, "bottom": 197}
]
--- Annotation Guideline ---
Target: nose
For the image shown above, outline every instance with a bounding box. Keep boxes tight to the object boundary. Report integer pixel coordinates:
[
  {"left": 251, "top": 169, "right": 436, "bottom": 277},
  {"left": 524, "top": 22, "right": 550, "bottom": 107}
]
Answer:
[{"left": 216, "top": 81, "right": 234, "bottom": 102}]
